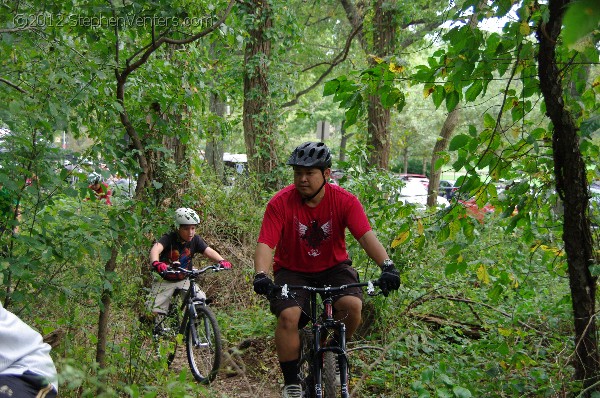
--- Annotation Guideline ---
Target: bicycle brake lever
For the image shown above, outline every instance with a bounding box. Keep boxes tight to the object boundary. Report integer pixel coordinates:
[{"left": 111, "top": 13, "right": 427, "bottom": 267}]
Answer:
[{"left": 367, "top": 280, "right": 375, "bottom": 295}]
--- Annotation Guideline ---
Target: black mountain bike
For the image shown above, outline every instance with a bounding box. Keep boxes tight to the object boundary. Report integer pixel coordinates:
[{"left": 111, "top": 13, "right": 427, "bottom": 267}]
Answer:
[
  {"left": 274, "top": 280, "right": 383, "bottom": 398},
  {"left": 154, "top": 263, "right": 229, "bottom": 383}
]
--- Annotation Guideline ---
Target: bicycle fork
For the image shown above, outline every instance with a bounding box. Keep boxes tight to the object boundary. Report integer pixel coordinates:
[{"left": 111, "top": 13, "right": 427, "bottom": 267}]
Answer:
[
  {"left": 188, "top": 299, "right": 213, "bottom": 348},
  {"left": 312, "top": 298, "right": 350, "bottom": 398}
]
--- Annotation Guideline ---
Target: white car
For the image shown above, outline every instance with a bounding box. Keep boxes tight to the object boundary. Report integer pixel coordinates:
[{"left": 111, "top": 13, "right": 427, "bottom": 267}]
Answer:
[{"left": 393, "top": 179, "right": 450, "bottom": 208}]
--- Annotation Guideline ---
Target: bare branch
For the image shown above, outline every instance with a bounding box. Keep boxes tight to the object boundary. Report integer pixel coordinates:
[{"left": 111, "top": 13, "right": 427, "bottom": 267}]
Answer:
[
  {"left": 404, "top": 294, "right": 543, "bottom": 334},
  {"left": 281, "top": 25, "right": 361, "bottom": 108},
  {"left": 118, "top": 0, "right": 235, "bottom": 80},
  {"left": 0, "top": 26, "right": 38, "bottom": 34},
  {"left": 0, "top": 77, "right": 27, "bottom": 94}
]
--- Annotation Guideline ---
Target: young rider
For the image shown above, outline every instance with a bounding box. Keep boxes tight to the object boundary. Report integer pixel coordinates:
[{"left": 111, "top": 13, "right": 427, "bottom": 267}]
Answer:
[
  {"left": 87, "top": 172, "right": 112, "bottom": 205},
  {"left": 146, "top": 207, "right": 232, "bottom": 333},
  {"left": 252, "top": 142, "right": 400, "bottom": 397}
]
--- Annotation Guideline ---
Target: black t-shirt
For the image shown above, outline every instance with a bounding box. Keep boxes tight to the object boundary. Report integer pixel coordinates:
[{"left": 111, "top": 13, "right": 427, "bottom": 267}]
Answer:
[{"left": 157, "top": 232, "right": 208, "bottom": 270}]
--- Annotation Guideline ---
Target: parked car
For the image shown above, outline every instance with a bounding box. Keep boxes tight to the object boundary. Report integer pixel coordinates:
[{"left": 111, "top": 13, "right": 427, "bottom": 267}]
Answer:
[
  {"left": 397, "top": 173, "right": 429, "bottom": 189},
  {"left": 329, "top": 169, "right": 345, "bottom": 186},
  {"left": 591, "top": 181, "right": 600, "bottom": 227},
  {"left": 438, "top": 179, "right": 458, "bottom": 200},
  {"left": 392, "top": 179, "right": 449, "bottom": 209}
]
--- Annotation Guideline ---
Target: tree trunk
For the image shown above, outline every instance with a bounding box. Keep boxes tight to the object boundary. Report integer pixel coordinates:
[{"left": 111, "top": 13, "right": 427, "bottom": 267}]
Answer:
[
  {"left": 242, "top": 0, "right": 279, "bottom": 188},
  {"left": 340, "top": 0, "right": 395, "bottom": 169},
  {"left": 339, "top": 121, "right": 352, "bottom": 163},
  {"left": 96, "top": 245, "right": 118, "bottom": 370},
  {"left": 426, "top": 2, "right": 480, "bottom": 207},
  {"left": 367, "top": 0, "right": 395, "bottom": 169},
  {"left": 206, "top": 91, "right": 226, "bottom": 180},
  {"left": 537, "top": 0, "right": 599, "bottom": 393},
  {"left": 427, "top": 107, "right": 460, "bottom": 207}
]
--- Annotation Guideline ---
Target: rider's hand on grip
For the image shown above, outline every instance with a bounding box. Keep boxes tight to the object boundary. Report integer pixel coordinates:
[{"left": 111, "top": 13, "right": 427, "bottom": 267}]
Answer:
[
  {"left": 152, "top": 261, "right": 168, "bottom": 274},
  {"left": 219, "top": 260, "right": 232, "bottom": 269},
  {"left": 253, "top": 273, "right": 275, "bottom": 296},
  {"left": 377, "top": 260, "right": 400, "bottom": 296}
]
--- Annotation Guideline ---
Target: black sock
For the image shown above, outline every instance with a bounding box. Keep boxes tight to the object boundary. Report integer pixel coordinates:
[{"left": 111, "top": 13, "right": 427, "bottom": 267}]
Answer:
[{"left": 280, "top": 359, "right": 300, "bottom": 385}]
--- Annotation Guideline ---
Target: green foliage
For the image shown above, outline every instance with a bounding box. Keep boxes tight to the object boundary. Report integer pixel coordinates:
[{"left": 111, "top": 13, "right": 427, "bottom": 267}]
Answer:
[
  {"left": 1, "top": 0, "right": 599, "bottom": 396},
  {"left": 323, "top": 62, "right": 407, "bottom": 129},
  {"left": 562, "top": 0, "right": 600, "bottom": 50}
]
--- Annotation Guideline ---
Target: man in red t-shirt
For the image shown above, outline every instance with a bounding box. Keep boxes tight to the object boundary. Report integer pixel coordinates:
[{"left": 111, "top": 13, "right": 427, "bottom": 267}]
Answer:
[{"left": 253, "top": 142, "right": 400, "bottom": 397}]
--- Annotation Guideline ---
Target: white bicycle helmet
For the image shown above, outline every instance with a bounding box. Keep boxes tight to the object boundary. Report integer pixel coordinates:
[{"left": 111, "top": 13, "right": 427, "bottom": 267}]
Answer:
[
  {"left": 174, "top": 208, "right": 200, "bottom": 228},
  {"left": 88, "top": 172, "right": 102, "bottom": 185}
]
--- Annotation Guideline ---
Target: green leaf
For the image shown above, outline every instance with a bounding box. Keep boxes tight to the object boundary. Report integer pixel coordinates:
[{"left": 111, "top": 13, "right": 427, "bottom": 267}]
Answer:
[
  {"left": 449, "top": 134, "right": 470, "bottom": 151},
  {"left": 445, "top": 90, "right": 460, "bottom": 112},
  {"left": 465, "top": 80, "right": 483, "bottom": 102},
  {"left": 344, "top": 106, "right": 360, "bottom": 127},
  {"left": 323, "top": 79, "right": 340, "bottom": 96},
  {"left": 381, "top": 87, "right": 401, "bottom": 108},
  {"left": 483, "top": 113, "right": 496, "bottom": 128},
  {"left": 562, "top": 0, "right": 600, "bottom": 49},
  {"left": 396, "top": 92, "right": 406, "bottom": 112},
  {"left": 452, "top": 386, "right": 473, "bottom": 398},
  {"left": 432, "top": 86, "right": 445, "bottom": 109},
  {"left": 445, "top": 262, "right": 460, "bottom": 275}
]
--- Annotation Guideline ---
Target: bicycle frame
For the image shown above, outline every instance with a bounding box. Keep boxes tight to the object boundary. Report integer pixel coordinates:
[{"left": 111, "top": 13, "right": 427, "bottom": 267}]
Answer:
[
  {"left": 280, "top": 281, "right": 378, "bottom": 398},
  {"left": 174, "top": 265, "right": 224, "bottom": 347},
  {"left": 160, "top": 264, "right": 228, "bottom": 383}
]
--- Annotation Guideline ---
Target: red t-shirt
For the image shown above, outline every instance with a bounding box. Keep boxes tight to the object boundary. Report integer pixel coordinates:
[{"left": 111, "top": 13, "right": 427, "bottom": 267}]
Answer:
[
  {"left": 258, "top": 183, "right": 372, "bottom": 273},
  {"left": 88, "top": 182, "right": 112, "bottom": 205}
]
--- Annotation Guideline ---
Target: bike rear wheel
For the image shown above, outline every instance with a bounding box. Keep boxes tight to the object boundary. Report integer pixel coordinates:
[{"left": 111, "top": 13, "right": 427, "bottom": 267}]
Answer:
[{"left": 185, "top": 304, "right": 222, "bottom": 383}]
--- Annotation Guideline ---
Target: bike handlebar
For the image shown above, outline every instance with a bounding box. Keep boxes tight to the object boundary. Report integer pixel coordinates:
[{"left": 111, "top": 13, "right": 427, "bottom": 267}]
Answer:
[
  {"left": 274, "top": 280, "right": 382, "bottom": 299},
  {"left": 160, "top": 264, "right": 230, "bottom": 279}
]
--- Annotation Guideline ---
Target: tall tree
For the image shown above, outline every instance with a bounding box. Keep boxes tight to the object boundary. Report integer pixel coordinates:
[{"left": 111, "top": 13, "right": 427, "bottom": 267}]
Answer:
[
  {"left": 339, "top": 0, "right": 458, "bottom": 169},
  {"left": 366, "top": 0, "right": 395, "bottom": 169},
  {"left": 537, "top": 0, "right": 598, "bottom": 391},
  {"left": 240, "top": 0, "right": 279, "bottom": 187},
  {"left": 427, "top": 1, "right": 483, "bottom": 207}
]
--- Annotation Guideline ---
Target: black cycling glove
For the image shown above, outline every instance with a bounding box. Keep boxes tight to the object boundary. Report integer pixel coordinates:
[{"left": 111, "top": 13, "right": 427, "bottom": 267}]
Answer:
[
  {"left": 378, "top": 260, "right": 400, "bottom": 296},
  {"left": 253, "top": 273, "right": 275, "bottom": 296}
]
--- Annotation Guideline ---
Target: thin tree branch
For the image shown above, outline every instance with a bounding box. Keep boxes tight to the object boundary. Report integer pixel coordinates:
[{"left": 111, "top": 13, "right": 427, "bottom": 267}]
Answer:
[
  {"left": 0, "top": 77, "right": 27, "bottom": 94},
  {"left": 118, "top": 0, "right": 235, "bottom": 81},
  {"left": 404, "top": 293, "right": 543, "bottom": 334},
  {"left": 281, "top": 25, "right": 361, "bottom": 108}
]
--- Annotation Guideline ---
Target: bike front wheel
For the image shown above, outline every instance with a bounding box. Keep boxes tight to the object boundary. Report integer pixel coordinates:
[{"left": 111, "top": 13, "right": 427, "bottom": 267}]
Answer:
[
  {"left": 323, "top": 351, "right": 338, "bottom": 398},
  {"left": 299, "top": 329, "right": 315, "bottom": 397},
  {"left": 185, "top": 304, "right": 222, "bottom": 383}
]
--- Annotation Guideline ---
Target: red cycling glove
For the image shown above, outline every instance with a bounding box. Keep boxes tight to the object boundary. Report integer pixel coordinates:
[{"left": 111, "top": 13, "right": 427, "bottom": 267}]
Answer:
[
  {"left": 152, "top": 261, "right": 168, "bottom": 273},
  {"left": 219, "top": 260, "right": 232, "bottom": 269}
]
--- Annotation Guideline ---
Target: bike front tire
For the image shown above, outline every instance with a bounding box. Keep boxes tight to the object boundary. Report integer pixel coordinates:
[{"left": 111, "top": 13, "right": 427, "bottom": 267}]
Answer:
[{"left": 185, "top": 304, "right": 222, "bottom": 383}]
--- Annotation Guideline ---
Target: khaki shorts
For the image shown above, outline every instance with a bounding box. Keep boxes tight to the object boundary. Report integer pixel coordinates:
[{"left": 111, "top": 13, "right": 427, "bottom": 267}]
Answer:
[
  {"left": 146, "top": 276, "right": 206, "bottom": 315},
  {"left": 269, "top": 262, "right": 362, "bottom": 328}
]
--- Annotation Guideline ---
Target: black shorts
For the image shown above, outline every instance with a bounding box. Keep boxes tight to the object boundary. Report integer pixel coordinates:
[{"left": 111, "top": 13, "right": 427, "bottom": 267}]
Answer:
[
  {"left": 270, "top": 262, "right": 363, "bottom": 328},
  {"left": 0, "top": 373, "right": 57, "bottom": 398}
]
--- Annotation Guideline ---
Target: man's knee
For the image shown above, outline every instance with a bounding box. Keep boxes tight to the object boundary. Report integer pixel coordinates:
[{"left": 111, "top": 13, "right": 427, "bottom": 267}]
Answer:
[
  {"left": 335, "top": 296, "right": 362, "bottom": 314},
  {"left": 277, "top": 307, "right": 301, "bottom": 330}
]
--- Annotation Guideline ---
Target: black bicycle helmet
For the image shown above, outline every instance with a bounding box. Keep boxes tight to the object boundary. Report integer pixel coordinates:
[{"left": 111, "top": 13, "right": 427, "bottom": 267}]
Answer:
[{"left": 286, "top": 142, "right": 332, "bottom": 169}]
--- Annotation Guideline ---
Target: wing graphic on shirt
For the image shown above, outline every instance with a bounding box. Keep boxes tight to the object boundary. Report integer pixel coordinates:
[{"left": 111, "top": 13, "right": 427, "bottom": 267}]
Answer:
[{"left": 298, "top": 219, "right": 331, "bottom": 257}]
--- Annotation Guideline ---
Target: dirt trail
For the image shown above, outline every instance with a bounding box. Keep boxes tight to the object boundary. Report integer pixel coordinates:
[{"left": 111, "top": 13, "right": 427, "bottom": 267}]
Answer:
[{"left": 169, "top": 337, "right": 281, "bottom": 398}]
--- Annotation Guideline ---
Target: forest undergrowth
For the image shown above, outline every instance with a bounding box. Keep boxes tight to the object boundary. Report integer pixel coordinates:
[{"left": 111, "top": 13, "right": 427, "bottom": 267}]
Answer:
[{"left": 2, "top": 170, "right": 585, "bottom": 398}]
